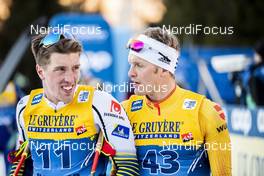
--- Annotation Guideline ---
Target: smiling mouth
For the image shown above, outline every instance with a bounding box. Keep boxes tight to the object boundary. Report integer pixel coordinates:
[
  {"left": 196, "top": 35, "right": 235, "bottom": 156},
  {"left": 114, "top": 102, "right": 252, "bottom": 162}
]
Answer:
[
  {"left": 132, "top": 82, "right": 143, "bottom": 89},
  {"left": 132, "top": 80, "right": 140, "bottom": 84},
  {"left": 61, "top": 85, "right": 74, "bottom": 94}
]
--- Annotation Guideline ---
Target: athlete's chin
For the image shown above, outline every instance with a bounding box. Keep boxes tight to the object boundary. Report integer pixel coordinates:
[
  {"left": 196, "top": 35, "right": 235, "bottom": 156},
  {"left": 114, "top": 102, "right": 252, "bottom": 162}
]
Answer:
[
  {"left": 134, "top": 89, "right": 147, "bottom": 96},
  {"left": 60, "top": 93, "right": 74, "bottom": 103}
]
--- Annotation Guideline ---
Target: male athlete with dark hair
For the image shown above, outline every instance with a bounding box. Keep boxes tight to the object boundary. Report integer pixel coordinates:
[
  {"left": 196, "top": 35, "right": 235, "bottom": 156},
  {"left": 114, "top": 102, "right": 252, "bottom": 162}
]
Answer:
[{"left": 11, "top": 31, "right": 139, "bottom": 176}]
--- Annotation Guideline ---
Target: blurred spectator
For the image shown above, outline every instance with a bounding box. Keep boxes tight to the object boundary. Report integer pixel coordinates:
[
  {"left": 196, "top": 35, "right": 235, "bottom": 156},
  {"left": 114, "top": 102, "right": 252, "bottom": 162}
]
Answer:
[
  {"left": 0, "top": 81, "right": 24, "bottom": 175},
  {"left": 244, "top": 39, "right": 264, "bottom": 108}
]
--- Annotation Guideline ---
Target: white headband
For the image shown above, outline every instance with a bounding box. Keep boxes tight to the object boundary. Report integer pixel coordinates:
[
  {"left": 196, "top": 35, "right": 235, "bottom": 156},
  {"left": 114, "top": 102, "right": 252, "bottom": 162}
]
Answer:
[{"left": 128, "top": 34, "right": 179, "bottom": 74}]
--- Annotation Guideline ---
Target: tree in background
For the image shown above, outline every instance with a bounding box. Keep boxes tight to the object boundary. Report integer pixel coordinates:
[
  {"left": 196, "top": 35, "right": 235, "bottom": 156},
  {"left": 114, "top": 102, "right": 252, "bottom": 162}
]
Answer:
[{"left": 162, "top": 0, "right": 264, "bottom": 45}]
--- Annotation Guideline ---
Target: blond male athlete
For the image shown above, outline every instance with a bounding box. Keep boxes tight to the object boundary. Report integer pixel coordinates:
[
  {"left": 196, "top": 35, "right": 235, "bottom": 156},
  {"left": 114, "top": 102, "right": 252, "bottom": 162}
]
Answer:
[{"left": 122, "top": 27, "right": 231, "bottom": 175}]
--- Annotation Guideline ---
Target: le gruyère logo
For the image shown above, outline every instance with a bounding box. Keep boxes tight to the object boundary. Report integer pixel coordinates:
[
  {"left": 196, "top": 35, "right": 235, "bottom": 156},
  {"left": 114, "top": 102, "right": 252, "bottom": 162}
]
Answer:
[
  {"left": 27, "top": 114, "right": 77, "bottom": 133},
  {"left": 132, "top": 120, "right": 182, "bottom": 139}
]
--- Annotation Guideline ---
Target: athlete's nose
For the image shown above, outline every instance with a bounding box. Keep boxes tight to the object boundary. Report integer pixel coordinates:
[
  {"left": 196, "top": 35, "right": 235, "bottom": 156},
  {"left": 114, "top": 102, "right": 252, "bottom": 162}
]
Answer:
[
  {"left": 128, "top": 65, "right": 137, "bottom": 78},
  {"left": 64, "top": 70, "right": 75, "bottom": 84}
]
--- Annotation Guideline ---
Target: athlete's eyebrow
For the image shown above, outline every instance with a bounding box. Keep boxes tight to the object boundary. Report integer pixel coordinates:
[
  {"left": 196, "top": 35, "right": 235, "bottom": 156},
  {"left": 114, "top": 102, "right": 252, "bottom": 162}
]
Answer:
[
  {"left": 53, "top": 65, "right": 67, "bottom": 71},
  {"left": 73, "top": 64, "right": 81, "bottom": 68}
]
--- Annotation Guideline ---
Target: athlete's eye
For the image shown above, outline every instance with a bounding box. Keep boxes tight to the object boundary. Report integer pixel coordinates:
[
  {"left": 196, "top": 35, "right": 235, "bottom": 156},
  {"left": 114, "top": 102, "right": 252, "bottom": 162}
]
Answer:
[
  {"left": 135, "top": 63, "right": 144, "bottom": 68},
  {"left": 54, "top": 66, "right": 66, "bottom": 72},
  {"left": 73, "top": 65, "right": 80, "bottom": 71}
]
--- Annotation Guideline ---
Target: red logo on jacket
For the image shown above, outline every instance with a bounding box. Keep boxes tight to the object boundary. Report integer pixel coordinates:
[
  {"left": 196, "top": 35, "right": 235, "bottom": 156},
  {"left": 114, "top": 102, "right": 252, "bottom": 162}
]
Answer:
[
  {"left": 110, "top": 100, "right": 121, "bottom": 114},
  {"left": 75, "top": 125, "right": 87, "bottom": 135},
  {"left": 181, "top": 132, "right": 193, "bottom": 142},
  {"left": 213, "top": 104, "right": 226, "bottom": 120}
]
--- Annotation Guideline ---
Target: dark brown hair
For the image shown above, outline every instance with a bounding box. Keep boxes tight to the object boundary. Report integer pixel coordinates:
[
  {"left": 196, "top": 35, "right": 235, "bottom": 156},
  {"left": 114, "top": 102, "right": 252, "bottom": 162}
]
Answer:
[{"left": 31, "top": 34, "right": 82, "bottom": 66}]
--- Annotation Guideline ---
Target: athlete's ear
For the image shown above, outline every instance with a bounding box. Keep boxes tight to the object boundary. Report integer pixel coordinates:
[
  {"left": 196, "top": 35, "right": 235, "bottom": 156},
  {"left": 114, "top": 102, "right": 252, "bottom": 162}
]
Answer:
[{"left": 36, "top": 64, "right": 45, "bottom": 80}]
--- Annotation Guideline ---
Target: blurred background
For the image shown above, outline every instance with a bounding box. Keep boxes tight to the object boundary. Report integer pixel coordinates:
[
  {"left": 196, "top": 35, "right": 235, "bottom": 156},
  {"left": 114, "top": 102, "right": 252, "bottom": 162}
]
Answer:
[{"left": 0, "top": 0, "right": 263, "bottom": 175}]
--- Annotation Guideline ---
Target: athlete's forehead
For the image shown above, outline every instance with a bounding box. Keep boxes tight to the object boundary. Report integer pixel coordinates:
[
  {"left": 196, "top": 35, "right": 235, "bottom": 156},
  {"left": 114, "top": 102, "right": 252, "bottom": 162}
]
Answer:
[
  {"left": 128, "top": 54, "right": 150, "bottom": 65},
  {"left": 47, "top": 52, "right": 80, "bottom": 67}
]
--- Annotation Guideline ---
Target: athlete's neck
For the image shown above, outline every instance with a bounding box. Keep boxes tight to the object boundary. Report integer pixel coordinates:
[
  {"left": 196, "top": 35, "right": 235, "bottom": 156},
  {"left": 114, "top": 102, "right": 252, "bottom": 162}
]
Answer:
[{"left": 43, "top": 92, "right": 61, "bottom": 105}]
